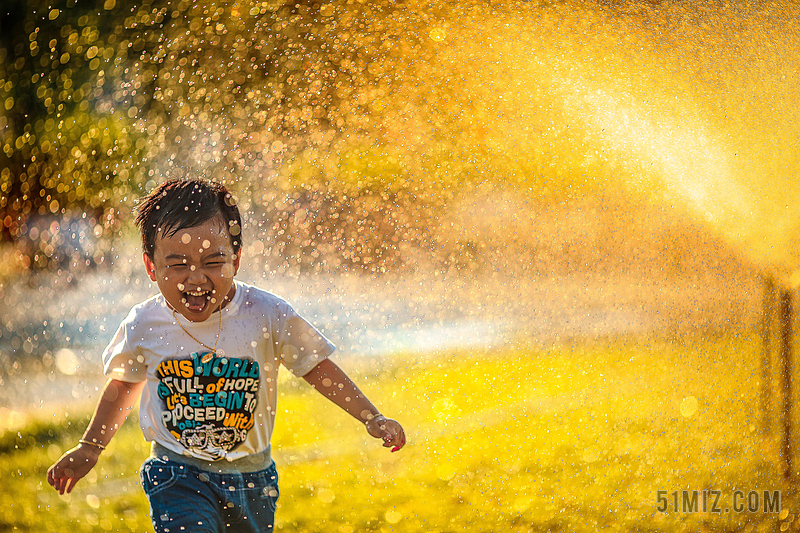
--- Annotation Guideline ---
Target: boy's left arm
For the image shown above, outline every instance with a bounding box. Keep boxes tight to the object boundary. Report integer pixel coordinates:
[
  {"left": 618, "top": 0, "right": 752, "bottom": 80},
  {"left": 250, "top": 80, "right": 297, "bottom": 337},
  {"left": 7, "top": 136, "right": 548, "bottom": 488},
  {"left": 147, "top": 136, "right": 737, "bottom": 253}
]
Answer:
[{"left": 303, "top": 358, "right": 406, "bottom": 452}]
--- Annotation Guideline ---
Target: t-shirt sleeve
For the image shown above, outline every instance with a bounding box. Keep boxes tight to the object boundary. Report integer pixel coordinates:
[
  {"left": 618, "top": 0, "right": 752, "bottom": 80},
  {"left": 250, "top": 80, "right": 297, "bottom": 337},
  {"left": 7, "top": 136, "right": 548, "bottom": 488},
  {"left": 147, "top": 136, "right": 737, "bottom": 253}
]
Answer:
[
  {"left": 102, "top": 309, "right": 147, "bottom": 383},
  {"left": 277, "top": 304, "right": 335, "bottom": 377}
]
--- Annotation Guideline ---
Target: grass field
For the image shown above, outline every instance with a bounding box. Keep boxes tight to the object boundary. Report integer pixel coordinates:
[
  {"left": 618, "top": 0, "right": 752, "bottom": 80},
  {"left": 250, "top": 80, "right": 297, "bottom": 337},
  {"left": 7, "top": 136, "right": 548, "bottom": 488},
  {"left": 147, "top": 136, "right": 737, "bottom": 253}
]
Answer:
[{"left": 0, "top": 333, "right": 793, "bottom": 532}]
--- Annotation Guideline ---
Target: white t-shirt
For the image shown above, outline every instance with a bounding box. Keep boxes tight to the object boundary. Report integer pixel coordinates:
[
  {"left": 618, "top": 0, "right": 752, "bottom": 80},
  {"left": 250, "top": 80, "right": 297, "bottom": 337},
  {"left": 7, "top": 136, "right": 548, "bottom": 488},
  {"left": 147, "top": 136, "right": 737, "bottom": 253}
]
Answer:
[{"left": 102, "top": 281, "right": 335, "bottom": 462}]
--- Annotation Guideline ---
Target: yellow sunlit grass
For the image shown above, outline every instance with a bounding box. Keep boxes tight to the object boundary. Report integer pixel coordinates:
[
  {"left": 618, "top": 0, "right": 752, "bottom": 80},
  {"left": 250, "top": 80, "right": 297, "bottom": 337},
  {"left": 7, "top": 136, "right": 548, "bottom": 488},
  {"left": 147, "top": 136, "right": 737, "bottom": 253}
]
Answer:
[{"left": 1, "top": 335, "right": 791, "bottom": 532}]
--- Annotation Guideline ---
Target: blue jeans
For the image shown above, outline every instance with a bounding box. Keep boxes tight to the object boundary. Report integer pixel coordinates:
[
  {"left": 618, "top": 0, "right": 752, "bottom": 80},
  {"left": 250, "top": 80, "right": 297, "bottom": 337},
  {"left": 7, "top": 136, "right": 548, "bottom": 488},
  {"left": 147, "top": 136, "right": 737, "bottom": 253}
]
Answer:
[{"left": 141, "top": 456, "right": 279, "bottom": 533}]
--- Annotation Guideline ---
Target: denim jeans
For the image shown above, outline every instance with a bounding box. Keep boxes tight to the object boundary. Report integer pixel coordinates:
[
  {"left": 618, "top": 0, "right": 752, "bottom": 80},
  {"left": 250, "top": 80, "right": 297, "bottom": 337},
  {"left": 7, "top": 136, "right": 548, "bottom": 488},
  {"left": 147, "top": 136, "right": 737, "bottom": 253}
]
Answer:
[{"left": 141, "top": 456, "right": 279, "bottom": 533}]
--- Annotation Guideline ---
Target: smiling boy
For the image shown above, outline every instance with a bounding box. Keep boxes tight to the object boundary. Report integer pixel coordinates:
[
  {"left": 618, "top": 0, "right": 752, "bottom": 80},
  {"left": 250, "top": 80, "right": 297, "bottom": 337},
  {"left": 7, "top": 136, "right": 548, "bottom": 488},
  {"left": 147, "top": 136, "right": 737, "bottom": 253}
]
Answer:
[{"left": 47, "top": 178, "right": 405, "bottom": 532}]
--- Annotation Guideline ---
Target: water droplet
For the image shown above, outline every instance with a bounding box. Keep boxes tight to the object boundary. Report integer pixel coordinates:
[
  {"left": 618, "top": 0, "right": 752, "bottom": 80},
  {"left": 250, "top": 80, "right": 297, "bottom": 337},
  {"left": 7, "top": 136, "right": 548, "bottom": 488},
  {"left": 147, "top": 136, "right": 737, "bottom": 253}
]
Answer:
[
  {"left": 85, "top": 494, "right": 100, "bottom": 509},
  {"left": 679, "top": 396, "right": 698, "bottom": 418},
  {"left": 428, "top": 28, "right": 448, "bottom": 45},
  {"left": 55, "top": 348, "right": 79, "bottom": 375},
  {"left": 385, "top": 510, "right": 402, "bottom": 524}
]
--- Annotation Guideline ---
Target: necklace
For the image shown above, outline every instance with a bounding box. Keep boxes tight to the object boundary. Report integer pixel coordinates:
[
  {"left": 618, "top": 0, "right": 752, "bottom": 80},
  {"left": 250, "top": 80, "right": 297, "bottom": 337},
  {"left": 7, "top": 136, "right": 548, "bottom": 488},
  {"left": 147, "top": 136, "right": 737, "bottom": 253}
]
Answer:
[{"left": 172, "top": 308, "right": 222, "bottom": 364}]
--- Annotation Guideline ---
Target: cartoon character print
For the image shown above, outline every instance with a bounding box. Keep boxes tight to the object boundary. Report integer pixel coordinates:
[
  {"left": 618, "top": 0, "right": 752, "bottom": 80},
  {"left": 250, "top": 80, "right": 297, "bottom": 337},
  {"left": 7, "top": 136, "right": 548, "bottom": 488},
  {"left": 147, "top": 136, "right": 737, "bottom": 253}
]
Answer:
[{"left": 156, "top": 352, "right": 260, "bottom": 459}]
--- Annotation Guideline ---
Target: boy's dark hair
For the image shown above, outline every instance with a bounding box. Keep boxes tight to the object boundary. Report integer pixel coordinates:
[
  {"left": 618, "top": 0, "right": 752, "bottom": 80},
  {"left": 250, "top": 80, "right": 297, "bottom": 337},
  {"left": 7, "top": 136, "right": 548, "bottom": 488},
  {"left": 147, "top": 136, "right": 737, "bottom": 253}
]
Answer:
[{"left": 134, "top": 178, "right": 242, "bottom": 259}]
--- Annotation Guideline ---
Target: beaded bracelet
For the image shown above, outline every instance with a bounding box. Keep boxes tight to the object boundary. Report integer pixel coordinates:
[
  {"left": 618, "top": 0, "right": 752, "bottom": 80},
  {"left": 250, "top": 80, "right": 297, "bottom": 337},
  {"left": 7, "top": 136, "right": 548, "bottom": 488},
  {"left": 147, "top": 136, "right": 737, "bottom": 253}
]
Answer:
[
  {"left": 364, "top": 414, "right": 385, "bottom": 425},
  {"left": 79, "top": 439, "right": 106, "bottom": 451}
]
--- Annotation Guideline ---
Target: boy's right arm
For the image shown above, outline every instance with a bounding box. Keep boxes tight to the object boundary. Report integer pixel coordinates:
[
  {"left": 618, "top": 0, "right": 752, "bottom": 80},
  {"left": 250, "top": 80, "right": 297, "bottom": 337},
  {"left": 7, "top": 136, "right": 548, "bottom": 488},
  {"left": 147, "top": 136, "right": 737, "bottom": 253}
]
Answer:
[{"left": 47, "top": 378, "right": 145, "bottom": 495}]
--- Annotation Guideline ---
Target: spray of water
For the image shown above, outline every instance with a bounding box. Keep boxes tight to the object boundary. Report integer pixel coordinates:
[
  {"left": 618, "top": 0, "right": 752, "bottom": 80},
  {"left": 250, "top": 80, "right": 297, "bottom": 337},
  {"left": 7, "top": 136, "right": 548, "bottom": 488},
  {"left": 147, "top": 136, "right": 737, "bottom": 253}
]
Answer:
[
  {"left": 387, "top": 2, "right": 800, "bottom": 281},
  {"left": 4, "top": 1, "right": 798, "bottom": 276},
  {"left": 5, "top": 0, "right": 794, "bottom": 374},
  {"left": 3, "top": 2, "right": 798, "bottom": 531}
]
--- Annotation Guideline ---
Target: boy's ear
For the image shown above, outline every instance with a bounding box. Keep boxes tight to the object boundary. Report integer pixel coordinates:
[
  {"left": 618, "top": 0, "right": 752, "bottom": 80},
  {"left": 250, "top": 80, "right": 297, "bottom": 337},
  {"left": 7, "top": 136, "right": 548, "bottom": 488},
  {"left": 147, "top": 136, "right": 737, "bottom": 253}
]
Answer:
[
  {"left": 143, "top": 253, "right": 157, "bottom": 282},
  {"left": 233, "top": 249, "right": 241, "bottom": 275}
]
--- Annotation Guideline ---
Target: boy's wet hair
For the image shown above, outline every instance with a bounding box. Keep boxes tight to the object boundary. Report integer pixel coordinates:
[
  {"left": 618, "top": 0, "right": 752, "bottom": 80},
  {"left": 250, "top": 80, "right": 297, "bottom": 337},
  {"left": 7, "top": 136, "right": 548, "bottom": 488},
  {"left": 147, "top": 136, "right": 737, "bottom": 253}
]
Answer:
[{"left": 134, "top": 178, "right": 242, "bottom": 259}]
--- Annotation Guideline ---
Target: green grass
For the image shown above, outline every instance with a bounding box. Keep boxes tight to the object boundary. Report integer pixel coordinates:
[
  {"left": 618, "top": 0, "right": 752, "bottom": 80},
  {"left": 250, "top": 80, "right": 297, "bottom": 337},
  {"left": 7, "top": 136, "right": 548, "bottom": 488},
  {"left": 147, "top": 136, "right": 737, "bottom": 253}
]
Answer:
[{"left": 1, "top": 333, "right": 793, "bottom": 532}]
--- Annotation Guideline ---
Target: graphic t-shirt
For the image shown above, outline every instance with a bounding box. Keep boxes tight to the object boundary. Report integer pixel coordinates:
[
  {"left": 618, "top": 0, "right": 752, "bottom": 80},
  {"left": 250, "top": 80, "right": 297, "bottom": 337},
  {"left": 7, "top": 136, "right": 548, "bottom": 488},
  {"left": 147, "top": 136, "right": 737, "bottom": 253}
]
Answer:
[
  {"left": 102, "top": 281, "right": 335, "bottom": 462},
  {"left": 155, "top": 351, "right": 261, "bottom": 457}
]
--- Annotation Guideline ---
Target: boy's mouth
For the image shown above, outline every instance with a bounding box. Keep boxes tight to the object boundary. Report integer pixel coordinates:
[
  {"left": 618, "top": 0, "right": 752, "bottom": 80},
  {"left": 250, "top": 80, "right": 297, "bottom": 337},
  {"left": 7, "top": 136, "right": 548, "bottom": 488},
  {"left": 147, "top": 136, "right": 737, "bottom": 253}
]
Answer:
[{"left": 181, "top": 290, "right": 211, "bottom": 312}]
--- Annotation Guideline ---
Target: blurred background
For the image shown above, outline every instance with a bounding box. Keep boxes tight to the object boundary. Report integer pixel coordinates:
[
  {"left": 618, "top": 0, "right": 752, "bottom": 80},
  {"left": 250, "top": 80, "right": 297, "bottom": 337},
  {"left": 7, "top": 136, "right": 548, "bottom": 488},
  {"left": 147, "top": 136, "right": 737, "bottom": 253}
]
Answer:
[
  {"left": 1, "top": 0, "right": 798, "bottom": 531},
  {"left": 2, "top": 0, "right": 779, "bottom": 407}
]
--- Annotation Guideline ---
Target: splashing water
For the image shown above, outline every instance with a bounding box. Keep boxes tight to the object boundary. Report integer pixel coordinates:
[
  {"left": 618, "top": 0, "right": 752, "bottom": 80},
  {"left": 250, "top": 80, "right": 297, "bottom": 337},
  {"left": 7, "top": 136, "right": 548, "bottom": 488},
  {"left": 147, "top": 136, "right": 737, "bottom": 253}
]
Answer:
[
  {"left": 418, "top": 1, "right": 800, "bottom": 280},
  {"left": 3, "top": 0, "right": 788, "bottom": 401},
  {"left": 3, "top": 0, "right": 800, "bottom": 278},
  {"left": 3, "top": 3, "right": 797, "bottom": 532}
]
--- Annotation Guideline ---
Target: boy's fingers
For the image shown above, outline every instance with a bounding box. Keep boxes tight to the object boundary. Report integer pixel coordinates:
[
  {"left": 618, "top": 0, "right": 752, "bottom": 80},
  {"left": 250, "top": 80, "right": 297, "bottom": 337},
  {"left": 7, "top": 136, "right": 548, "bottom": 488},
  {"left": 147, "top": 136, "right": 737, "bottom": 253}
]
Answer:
[
  {"left": 368, "top": 418, "right": 405, "bottom": 451},
  {"left": 47, "top": 466, "right": 62, "bottom": 493},
  {"left": 50, "top": 466, "right": 72, "bottom": 495},
  {"left": 389, "top": 437, "right": 405, "bottom": 452},
  {"left": 381, "top": 426, "right": 406, "bottom": 452},
  {"left": 54, "top": 473, "right": 64, "bottom": 494}
]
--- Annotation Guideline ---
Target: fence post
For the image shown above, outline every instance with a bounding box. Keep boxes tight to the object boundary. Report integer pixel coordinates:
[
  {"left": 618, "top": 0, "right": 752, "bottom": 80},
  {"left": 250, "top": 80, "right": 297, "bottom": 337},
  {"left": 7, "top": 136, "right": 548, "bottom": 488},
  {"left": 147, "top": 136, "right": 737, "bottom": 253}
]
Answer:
[
  {"left": 780, "top": 288, "right": 793, "bottom": 480},
  {"left": 762, "top": 276, "right": 775, "bottom": 435}
]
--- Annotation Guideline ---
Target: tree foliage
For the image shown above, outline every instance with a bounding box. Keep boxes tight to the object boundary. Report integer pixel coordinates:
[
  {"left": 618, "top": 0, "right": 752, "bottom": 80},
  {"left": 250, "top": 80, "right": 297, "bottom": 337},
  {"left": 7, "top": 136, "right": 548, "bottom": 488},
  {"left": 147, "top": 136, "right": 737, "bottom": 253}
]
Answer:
[{"left": 1, "top": 0, "right": 657, "bottom": 273}]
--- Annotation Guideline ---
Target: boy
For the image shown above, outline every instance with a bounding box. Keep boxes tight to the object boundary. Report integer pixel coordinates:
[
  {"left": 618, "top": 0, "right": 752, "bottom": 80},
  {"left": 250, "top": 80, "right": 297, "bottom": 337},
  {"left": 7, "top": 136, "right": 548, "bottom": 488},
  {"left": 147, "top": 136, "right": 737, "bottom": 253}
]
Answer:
[{"left": 47, "top": 178, "right": 405, "bottom": 532}]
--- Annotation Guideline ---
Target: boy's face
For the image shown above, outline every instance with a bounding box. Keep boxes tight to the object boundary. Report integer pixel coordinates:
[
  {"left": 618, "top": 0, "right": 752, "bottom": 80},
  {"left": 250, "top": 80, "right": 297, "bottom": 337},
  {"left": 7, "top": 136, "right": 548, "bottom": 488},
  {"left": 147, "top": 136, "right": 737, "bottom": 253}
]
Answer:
[{"left": 143, "top": 216, "right": 240, "bottom": 323}]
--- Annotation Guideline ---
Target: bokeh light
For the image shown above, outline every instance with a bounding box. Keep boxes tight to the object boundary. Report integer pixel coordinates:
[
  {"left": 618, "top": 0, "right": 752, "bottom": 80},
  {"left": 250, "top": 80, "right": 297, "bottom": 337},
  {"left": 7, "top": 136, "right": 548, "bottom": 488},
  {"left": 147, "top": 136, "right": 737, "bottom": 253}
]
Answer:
[{"left": 2, "top": 1, "right": 800, "bottom": 532}]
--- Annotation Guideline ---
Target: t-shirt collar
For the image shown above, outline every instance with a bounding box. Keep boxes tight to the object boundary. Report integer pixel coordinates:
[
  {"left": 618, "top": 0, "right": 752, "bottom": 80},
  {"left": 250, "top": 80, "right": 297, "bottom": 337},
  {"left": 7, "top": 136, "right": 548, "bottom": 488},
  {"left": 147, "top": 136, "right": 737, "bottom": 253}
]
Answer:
[{"left": 221, "top": 280, "right": 245, "bottom": 317}]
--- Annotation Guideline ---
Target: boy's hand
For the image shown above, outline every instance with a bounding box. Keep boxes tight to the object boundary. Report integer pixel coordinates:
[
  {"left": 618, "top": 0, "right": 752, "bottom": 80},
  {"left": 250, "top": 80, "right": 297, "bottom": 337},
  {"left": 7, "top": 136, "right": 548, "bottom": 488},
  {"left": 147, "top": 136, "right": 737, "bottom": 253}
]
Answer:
[
  {"left": 365, "top": 415, "right": 406, "bottom": 452},
  {"left": 47, "top": 443, "right": 102, "bottom": 495}
]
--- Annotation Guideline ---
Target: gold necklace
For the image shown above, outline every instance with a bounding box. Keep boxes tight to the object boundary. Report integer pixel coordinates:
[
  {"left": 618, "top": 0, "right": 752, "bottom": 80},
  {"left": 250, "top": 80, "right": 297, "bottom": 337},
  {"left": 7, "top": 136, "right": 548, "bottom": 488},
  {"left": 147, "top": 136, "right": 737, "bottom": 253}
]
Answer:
[{"left": 172, "top": 308, "right": 222, "bottom": 363}]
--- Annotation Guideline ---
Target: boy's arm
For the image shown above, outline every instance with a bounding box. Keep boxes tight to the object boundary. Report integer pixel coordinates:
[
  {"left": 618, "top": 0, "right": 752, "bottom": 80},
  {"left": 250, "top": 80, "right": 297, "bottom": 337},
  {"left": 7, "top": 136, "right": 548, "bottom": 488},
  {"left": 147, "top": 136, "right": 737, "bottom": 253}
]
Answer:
[
  {"left": 302, "top": 358, "right": 406, "bottom": 452},
  {"left": 47, "top": 378, "right": 145, "bottom": 495}
]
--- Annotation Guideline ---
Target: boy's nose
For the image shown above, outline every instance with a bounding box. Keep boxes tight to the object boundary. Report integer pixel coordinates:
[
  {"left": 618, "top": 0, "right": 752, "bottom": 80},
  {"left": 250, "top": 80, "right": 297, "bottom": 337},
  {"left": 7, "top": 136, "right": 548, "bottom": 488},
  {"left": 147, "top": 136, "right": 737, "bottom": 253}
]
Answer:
[{"left": 185, "top": 267, "right": 208, "bottom": 285}]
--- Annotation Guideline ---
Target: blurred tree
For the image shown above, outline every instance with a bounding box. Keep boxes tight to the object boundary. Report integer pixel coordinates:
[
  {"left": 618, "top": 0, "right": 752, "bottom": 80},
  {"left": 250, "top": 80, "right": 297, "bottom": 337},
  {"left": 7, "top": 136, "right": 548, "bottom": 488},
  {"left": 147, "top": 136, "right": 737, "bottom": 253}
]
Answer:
[
  {"left": 0, "top": 0, "right": 444, "bottom": 273},
  {"left": 1, "top": 0, "right": 644, "bottom": 275},
  {"left": 0, "top": 0, "right": 155, "bottom": 267}
]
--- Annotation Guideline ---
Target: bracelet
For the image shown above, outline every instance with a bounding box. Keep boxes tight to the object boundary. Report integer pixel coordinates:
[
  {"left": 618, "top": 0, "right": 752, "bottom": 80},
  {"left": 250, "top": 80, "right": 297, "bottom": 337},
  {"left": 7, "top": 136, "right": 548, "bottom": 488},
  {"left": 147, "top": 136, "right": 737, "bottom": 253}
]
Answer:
[
  {"left": 79, "top": 439, "right": 106, "bottom": 451},
  {"left": 364, "top": 413, "right": 384, "bottom": 425}
]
